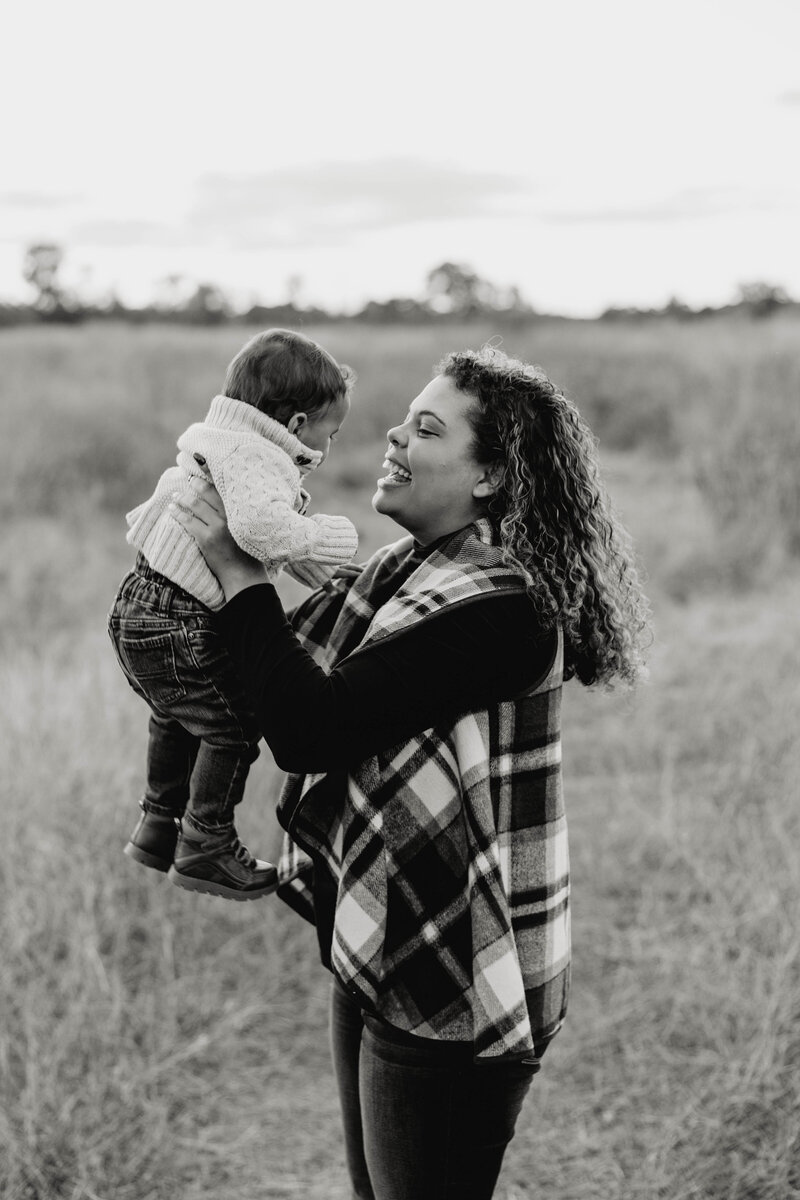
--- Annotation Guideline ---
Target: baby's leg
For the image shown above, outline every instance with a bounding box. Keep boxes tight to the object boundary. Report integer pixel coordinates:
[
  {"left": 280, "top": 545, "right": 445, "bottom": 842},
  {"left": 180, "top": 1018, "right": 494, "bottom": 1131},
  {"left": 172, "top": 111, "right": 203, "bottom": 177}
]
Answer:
[
  {"left": 183, "top": 737, "right": 260, "bottom": 835},
  {"left": 120, "top": 716, "right": 199, "bottom": 872},
  {"left": 144, "top": 712, "right": 200, "bottom": 819},
  {"left": 153, "top": 624, "right": 275, "bottom": 900},
  {"left": 167, "top": 737, "right": 276, "bottom": 900},
  {"left": 153, "top": 621, "right": 260, "bottom": 833}
]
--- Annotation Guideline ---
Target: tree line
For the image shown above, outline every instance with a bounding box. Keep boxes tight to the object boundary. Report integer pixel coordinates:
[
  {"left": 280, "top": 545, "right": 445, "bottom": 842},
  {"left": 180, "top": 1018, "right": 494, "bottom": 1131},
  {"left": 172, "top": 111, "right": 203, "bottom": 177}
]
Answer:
[{"left": 2, "top": 242, "right": 796, "bottom": 327}]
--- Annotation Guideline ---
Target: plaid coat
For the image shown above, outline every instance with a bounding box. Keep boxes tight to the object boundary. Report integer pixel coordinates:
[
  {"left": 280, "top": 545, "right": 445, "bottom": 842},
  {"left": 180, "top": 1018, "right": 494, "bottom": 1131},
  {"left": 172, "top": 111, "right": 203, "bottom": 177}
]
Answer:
[{"left": 276, "top": 518, "right": 570, "bottom": 1060}]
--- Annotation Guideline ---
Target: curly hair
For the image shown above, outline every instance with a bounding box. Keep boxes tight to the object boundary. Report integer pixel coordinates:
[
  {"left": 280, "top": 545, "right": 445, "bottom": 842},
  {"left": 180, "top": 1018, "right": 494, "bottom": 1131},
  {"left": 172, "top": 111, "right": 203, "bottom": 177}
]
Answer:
[{"left": 438, "top": 346, "right": 651, "bottom": 687}]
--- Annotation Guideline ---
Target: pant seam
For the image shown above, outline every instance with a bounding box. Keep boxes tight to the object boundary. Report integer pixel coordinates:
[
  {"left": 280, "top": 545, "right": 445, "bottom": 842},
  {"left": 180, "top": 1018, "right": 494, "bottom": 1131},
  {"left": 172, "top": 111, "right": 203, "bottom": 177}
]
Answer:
[{"left": 440, "top": 1073, "right": 455, "bottom": 1200}]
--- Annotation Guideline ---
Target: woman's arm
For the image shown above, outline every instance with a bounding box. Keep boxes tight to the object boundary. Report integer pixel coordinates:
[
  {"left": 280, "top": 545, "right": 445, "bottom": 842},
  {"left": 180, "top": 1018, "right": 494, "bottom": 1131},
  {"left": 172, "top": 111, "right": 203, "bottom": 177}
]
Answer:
[
  {"left": 171, "top": 476, "right": 555, "bottom": 773},
  {"left": 215, "top": 584, "right": 554, "bottom": 772}
]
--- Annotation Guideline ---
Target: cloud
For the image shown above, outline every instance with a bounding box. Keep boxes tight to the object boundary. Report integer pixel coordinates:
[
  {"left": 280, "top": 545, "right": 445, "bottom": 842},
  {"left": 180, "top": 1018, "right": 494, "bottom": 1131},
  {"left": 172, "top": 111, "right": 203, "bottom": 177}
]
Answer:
[
  {"left": 71, "top": 218, "right": 192, "bottom": 247},
  {"left": 540, "top": 185, "right": 797, "bottom": 223},
  {"left": 71, "top": 159, "right": 528, "bottom": 250},
  {"left": 0, "top": 191, "right": 83, "bottom": 209},
  {"left": 187, "top": 159, "right": 528, "bottom": 248}
]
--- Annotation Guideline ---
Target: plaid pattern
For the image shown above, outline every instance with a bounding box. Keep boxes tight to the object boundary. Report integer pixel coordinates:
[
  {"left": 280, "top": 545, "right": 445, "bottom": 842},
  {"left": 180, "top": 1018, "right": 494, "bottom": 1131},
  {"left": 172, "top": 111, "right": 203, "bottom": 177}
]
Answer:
[{"left": 277, "top": 519, "right": 570, "bottom": 1059}]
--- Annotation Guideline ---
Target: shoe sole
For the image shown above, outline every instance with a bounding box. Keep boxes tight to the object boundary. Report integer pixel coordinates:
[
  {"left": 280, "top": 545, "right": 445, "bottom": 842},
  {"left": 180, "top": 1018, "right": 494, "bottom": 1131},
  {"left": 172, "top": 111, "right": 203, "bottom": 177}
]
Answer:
[
  {"left": 124, "top": 842, "right": 173, "bottom": 873},
  {"left": 166, "top": 865, "right": 278, "bottom": 901}
]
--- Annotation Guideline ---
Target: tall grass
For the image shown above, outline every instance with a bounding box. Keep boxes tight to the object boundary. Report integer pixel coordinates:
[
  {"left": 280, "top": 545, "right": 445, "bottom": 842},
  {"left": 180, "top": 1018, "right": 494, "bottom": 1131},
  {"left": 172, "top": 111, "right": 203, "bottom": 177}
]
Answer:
[
  {"left": 2, "top": 317, "right": 799, "bottom": 1198},
  {"left": 694, "top": 349, "right": 800, "bottom": 567},
  {"left": 3, "top": 315, "right": 799, "bottom": 582}
]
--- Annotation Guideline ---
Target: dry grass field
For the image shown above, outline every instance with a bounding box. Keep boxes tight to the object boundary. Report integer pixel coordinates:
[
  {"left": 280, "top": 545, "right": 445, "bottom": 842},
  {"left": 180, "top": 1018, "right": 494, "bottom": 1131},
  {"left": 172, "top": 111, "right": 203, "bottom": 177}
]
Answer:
[{"left": 1, "top": 316, "right": 799, "bottom": 1199}]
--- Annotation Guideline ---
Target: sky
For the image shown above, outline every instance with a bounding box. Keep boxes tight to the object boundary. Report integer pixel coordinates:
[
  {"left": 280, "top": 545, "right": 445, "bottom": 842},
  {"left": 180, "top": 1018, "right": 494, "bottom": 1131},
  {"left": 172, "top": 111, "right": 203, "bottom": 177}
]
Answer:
[{"left": 2, "top": 0, "right": 799, "bottom": 316}]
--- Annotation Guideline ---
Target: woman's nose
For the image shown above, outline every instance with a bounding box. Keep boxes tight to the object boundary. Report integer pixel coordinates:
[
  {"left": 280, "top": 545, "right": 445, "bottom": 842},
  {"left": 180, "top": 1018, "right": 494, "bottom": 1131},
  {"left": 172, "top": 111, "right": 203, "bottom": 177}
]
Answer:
[{"left": 387, "top": 423, "right": 405, "bottom": 445}]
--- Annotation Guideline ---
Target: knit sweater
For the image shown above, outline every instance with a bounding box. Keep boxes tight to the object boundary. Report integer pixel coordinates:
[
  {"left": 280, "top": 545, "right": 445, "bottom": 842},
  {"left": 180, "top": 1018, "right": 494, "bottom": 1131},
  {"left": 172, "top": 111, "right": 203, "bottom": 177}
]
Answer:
[
  {"left": 275, "top": 520, "right": 570, "bottom": 1061},
  {"left": 126, "top": 395, "right": 358, "bottom": 610}
]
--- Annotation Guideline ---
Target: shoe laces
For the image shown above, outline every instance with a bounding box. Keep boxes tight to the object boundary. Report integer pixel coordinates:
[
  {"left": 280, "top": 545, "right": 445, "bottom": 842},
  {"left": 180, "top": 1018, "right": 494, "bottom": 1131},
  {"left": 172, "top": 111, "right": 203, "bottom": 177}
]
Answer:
[{"left": 231, "top": 838, "right": 256, "bottom": 869}]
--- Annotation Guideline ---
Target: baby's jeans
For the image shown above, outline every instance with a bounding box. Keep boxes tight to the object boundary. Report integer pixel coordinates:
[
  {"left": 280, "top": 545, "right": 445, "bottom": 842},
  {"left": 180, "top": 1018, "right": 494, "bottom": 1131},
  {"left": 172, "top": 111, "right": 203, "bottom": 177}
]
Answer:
[{"left": 108, "top": 556, "right": 260, "bottom": 834}]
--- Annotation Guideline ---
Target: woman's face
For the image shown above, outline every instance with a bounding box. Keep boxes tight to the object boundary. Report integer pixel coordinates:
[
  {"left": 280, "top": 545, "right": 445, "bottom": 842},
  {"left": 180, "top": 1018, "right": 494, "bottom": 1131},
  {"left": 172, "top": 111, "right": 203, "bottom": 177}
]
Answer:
[{"left": 372, "top": 375, "right": 496, "bottom": 544}]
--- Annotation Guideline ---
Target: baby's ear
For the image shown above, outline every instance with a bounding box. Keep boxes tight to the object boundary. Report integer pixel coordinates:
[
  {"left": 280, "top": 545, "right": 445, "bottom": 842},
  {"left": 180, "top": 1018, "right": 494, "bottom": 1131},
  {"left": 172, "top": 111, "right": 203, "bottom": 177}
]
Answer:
[{"left": 287, "top": 413, "right": 307, "bottom": 437}]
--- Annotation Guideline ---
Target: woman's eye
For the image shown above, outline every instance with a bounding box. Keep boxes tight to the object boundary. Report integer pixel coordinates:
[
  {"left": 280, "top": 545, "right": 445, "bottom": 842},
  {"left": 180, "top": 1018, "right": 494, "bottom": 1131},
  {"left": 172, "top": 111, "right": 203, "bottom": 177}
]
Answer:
[{"left": 417, "top": 426, "right": 435, "bottom": 437}]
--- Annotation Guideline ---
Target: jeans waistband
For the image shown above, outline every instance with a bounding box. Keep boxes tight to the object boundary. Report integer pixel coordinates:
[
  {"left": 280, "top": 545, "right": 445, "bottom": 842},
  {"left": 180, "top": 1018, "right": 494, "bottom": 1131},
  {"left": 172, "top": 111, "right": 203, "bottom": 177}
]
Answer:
[
  {"left": 334, "top": 977, "right": 488, "bottom": 1066},
  {"left": 134, "top": 553, "right": 175, "bottom": 588},
  {"left": 125, "top": 554, "right": 209, "bottom": 617}
]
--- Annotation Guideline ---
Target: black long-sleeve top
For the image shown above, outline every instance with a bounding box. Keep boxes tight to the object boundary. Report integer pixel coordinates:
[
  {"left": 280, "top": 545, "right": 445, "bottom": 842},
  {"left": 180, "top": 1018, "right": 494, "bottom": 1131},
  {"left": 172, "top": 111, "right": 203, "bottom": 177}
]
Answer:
[{"left": 214, "top": 582, "right": 556, "bottom": 775}]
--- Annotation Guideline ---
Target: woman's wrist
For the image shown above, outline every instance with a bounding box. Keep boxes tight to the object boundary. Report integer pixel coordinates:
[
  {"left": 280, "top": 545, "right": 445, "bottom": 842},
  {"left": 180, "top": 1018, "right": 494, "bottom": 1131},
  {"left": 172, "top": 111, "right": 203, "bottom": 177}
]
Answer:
[{"left": 218, "top": 561, "right": 267, "bottom": 602}]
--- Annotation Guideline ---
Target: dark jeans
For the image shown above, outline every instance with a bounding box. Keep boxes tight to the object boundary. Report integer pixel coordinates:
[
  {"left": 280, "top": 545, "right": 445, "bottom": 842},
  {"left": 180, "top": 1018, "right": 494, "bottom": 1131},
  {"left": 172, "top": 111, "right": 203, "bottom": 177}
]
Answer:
[
  {"left": 108, "top": 557, "right": 260, "bottom": 834},
  {"left": 329, "top": 979, "right": 539, "bottom": 1200}
]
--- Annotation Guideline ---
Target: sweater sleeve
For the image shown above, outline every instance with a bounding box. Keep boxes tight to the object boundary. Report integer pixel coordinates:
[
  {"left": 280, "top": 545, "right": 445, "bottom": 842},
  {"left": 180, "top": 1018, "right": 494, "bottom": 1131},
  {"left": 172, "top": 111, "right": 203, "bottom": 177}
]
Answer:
[
  {"left": 215, "top": 583, "right": 555, "bottom": 773},
  {"left": 212, "top": 444, "right": 358, "bottom": 569}
]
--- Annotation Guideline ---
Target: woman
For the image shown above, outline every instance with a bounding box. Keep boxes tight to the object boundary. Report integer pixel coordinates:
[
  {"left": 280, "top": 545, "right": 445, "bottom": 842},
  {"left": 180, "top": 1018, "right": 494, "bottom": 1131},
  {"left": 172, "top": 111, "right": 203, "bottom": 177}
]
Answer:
[{"left": 171, "top": 346, "right": 650, "bottom": 1200}]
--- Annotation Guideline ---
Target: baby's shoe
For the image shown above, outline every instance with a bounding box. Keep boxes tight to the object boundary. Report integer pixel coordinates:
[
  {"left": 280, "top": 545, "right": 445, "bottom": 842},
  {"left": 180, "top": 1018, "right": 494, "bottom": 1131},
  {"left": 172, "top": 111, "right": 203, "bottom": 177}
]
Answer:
[
  {"left": 124, "top": 807, "right": 180, "bottom": 873},
  {"left": 167, "top": 823, "right": 277, "bottom": 901}
]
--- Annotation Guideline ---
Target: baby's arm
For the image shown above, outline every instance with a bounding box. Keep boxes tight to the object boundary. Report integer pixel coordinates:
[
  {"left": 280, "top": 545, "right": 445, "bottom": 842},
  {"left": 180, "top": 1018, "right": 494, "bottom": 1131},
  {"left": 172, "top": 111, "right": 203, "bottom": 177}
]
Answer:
[
  {"left": 212, "top": 444, "right": 357, "bottom": 573},
  {"left": 283, "top": 548, "right": 353, "bottom": 589}
]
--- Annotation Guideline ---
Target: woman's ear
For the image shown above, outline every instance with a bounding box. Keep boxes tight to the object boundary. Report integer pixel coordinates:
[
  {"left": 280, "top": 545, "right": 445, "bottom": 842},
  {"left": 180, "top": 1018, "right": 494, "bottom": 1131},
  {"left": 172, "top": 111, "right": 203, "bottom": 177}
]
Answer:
[
  {"left": 287, "top": 413, "right": 308, "bottom": 437},
  {"left": 472, "top": 463, "right": 503, "bottom": 499}
]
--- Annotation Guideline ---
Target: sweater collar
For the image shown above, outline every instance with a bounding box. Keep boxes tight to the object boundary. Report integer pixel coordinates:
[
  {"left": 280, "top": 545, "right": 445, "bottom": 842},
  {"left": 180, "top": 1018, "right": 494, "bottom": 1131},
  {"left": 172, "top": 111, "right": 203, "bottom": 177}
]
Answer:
[{"left": 206, "top": 394, "right": 324, "bottom": 474}]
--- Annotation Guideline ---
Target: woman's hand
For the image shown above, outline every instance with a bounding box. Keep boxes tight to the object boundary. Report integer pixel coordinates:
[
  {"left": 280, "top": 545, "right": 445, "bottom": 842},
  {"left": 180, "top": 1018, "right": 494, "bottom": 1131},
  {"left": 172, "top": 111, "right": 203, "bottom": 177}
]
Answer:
[{"left": 169, "top": 477, "right": 266, "bottom": 602}]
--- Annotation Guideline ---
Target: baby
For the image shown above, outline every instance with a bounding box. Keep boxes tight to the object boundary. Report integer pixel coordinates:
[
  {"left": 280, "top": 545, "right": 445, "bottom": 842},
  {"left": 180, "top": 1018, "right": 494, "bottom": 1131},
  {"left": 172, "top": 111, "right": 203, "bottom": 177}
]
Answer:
[{"left": 108, "top": 329, "right": 357, "bottom": 900}]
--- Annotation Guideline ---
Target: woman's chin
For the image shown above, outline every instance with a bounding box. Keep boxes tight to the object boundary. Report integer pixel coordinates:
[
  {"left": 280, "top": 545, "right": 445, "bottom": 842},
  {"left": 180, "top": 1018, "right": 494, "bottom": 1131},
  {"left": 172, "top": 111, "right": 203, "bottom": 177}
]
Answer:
[
  {"left": 372, "top": 486, "right": 396, "bottom": 515},
  {"left": 372, "top": 486, "right": 409, "bottom": 527}
]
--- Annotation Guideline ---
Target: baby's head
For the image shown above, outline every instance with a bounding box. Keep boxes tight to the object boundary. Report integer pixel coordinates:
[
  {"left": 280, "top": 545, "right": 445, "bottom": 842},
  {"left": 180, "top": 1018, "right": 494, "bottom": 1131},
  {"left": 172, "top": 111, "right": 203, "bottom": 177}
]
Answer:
[{"left": 224, "top": 329, "right": 354, "bottom": 463}]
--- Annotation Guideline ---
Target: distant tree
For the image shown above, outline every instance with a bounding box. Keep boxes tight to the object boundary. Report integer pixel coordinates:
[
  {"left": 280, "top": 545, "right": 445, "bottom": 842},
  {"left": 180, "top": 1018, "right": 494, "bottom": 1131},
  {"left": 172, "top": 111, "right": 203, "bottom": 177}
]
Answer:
[
  {"left": 0, "top": 302, "right": 29, "bottom": 328},
  {"left": 600, "top": 304, "right": 648, "bottom": 322},
  {"left": 356, "top": 297, "right": 431, "bottom": 324},
  {"left": 425, "top": 261, "right": 499, "bottom": 317},
  {"left": 496, "top": 283, "right": 535, "bottom": 321},
  {"left": 501, "top": 285, "right": 525, "bottom": 312},
  {"left": 285, "top": 274, "right": 304, "bottom": 308},
  {"left": 182, "top": 282, "right": 232, "bottom": 325},
  {"left": 97, "top": 289, "right": 129, "bottom": 319},
  {"left": 153, "top": 273, "right": 191, "bottom": 314},
  {"left": 22, "top": 242, "right": 66, "bottom": 314},
  {"left": 736, "top": 281, "right": 790, "bottom": 319},
  {"left": 240, "top": 301, "right": 331, "bottom": 326},
  {"left": 662, "top": 295, "right": 694, "bottom": 320}
]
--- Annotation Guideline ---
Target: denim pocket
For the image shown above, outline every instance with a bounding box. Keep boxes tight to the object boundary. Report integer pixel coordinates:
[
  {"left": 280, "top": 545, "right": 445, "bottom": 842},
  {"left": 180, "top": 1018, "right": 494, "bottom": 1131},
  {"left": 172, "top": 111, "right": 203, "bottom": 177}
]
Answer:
[
  {"left": 184, "top": 627, "right": 259, "bottom": 741},
  {"left": 114, "top": 630, "right": 187, "bottom": 707},
  {"left": 185, "top": 626, "right": 231, "bottom": 674}
]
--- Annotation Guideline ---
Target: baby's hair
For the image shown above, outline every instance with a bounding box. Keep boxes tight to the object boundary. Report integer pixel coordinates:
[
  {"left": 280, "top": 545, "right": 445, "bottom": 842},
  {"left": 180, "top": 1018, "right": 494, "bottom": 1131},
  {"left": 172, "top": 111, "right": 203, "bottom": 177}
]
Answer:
[
  {"left": 438, "top": 345, "right": 651, "bottom": 688},
  {"left": 224, "top": 329, "right": 355, "bottom": 422}
]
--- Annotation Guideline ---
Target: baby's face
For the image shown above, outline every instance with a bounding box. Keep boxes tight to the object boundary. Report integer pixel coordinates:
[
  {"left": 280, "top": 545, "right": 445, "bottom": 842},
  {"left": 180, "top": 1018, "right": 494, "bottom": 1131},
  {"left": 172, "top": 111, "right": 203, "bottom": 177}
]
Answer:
[{"left": 297, "top": 393, "right": 350, "bottom": 464}]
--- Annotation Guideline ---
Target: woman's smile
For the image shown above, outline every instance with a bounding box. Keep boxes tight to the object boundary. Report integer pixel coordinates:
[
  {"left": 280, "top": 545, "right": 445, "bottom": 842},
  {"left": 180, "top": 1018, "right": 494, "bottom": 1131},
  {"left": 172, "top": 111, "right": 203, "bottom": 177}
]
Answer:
[{"left": 377, "top": 458, "right": 413, "bottom": 487}]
